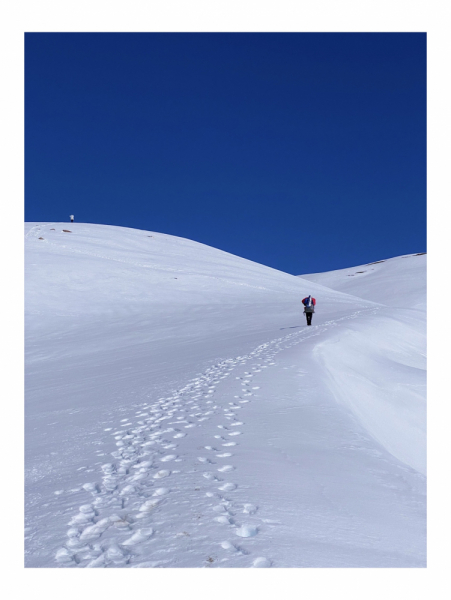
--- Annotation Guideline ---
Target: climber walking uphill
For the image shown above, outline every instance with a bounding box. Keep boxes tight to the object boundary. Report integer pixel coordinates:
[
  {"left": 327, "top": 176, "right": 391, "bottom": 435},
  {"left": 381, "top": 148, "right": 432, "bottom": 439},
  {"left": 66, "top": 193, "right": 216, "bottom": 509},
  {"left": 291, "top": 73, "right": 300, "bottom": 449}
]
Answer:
[{"left": 302, "top": 295, "right": 316, "bottom": 326}]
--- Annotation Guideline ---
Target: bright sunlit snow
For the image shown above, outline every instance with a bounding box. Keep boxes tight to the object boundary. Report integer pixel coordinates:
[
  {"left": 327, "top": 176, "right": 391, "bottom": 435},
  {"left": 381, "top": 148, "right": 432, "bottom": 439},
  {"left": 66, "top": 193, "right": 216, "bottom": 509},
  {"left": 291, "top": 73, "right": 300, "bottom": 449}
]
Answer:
[{"left": 25, "top": 223, "right": 426, "bottom": 568}]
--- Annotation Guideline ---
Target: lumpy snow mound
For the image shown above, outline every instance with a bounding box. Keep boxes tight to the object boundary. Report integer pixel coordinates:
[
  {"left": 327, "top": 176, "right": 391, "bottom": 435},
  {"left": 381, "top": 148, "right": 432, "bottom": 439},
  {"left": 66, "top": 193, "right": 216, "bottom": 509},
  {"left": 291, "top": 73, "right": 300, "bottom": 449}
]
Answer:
[{"left": 25, "top": 223, "right": 426, "bottom": 568}]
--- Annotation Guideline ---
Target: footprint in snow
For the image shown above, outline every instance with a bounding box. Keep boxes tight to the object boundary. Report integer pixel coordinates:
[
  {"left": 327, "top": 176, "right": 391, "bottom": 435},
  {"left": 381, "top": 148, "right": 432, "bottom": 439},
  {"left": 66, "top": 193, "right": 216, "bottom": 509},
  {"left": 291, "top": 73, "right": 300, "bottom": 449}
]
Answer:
[
  {"left": 119, "top": 484, "right": 136, "bottom": 496},
  {"left": 153, "top": 487, "right": 170, "bottom": 496},
  {"left": 55, "top": 548, "right": 75, "bottom": 564},
  {"left": 79, "top": 519, "right": 110, "bottom": 541},
  {"left": 217, "top": 465, "right": 235, "bottom": 473},
  {"left": 133, "top": 460, "right": 152, "bottom": 470},
  {"left": 218, "top": 483, "right": 237, "bottom": 492},
  {"left": 82, "top": 482, "right": 100, "bottom": 494},
  {"left": 122, "top": 528, "right": 154, "bottom": 546},
  {"left": 101, "top": 463, "right": 116, "bottom": 474},
  {"left": 235, "top": 524, "right": 258, "bottom": 538},
  {"left": 106, "top": 543, "right": 130, "bottom": 563},
  {"left": 109, "top": 513, "right": 132, "bottom": 528},
  {"left": 252, "top": 557, "right": 272, "bottom": 568},
  {"left": 214, "top": 515, "right": 233, "bottom": 524},
  {"left": 69, "top": 504, "right": 96, "bottom": 526},
  {"left": 220, "top": 541, "right": 245, "bottom": 554},
  {"left": 160, "top": 455, "right": 177, "bottom": 462},
  {"left": 153, "top": 470, "right": 171, "bottom": 479},
  {"left": 139, "top": 498, "right": 162, "bottom": 512}
]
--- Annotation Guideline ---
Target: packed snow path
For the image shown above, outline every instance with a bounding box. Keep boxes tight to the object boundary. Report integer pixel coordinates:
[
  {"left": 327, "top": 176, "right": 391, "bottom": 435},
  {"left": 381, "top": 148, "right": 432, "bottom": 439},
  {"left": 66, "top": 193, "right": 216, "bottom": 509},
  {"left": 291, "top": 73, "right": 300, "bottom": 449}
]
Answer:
[
  {"left": 25, "top": 223, "right": 426, "bottom": 568},
  {"left": 47, "top": 312, "right": 424, "bottom": 568}
]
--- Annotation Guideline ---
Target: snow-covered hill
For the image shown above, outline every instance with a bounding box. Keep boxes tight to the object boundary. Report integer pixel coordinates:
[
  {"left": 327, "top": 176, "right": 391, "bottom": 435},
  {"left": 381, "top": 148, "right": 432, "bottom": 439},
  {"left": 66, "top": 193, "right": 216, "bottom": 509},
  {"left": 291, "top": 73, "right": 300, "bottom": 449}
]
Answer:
[
  {"left": 299, "top": 253, "right": 426, "bottom": 308},
  {"left": 25, "top": 223, "right": 426, "bottom": 568}
]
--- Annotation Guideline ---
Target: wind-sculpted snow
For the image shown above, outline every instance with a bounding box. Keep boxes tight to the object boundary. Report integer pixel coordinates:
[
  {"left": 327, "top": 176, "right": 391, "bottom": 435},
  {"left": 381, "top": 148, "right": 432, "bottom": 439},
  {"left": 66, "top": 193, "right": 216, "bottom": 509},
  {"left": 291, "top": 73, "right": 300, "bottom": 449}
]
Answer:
[
  {"left": 300, "top": 253, "right": 426, "bottom": 474},
  {"left": 315, "top": 311, "right": 426, "bottom": 474},
  {"left": 25, "top": 223, "right": 426, "bottom": 568}
]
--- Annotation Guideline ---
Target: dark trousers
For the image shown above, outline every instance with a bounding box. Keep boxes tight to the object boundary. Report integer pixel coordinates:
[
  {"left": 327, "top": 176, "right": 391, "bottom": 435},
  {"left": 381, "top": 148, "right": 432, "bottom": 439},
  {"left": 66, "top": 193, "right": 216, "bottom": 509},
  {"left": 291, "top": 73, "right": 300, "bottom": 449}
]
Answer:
[{"left": 305, "top": 311, "right": 313, "bottom": 325}]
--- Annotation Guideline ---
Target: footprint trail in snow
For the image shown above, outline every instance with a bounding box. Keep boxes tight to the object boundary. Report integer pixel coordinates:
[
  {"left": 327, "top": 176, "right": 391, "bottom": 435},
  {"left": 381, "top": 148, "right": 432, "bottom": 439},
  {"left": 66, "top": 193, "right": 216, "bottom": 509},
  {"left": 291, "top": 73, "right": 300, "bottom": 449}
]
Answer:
[{"left": 55, "top": 324, "right": 337, "bottom": 568}]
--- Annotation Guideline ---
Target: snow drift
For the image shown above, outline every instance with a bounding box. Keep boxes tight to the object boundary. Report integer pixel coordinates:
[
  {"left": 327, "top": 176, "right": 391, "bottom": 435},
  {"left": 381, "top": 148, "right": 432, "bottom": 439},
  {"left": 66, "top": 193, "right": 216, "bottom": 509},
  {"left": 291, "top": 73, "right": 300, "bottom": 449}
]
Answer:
[{"left": 301, "top": 255, "right": 426, "bottom": 474}]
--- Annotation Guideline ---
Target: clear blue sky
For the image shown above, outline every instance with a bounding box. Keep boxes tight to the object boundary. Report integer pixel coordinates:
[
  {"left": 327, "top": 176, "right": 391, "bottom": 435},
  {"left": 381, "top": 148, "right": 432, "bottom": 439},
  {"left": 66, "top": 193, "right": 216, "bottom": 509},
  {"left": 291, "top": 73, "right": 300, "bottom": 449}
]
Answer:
[{"left": 25, "top": 33, "right": 426, "bottom": 275}]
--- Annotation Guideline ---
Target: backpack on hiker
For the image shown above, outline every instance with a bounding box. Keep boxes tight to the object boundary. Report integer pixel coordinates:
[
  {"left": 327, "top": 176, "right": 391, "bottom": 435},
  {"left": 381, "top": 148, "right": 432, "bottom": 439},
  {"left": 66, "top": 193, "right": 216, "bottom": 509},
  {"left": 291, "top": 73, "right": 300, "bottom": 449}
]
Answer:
[{"left": 302, "top": 295, "right": 315, "bottom": 313}]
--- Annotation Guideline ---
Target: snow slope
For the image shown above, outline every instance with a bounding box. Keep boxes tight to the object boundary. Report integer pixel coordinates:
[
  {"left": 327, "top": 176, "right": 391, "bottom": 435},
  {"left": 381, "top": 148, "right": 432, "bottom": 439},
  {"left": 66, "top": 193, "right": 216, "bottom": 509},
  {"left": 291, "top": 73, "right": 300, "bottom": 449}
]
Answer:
[
  {"left": 300, "top": 253, "right": 426, "bottom": 308},
  {"left": 300, "top": 255, "right": 427, "bottom": 475},
  {"left": 25, "top": 223, "right": 426, "bottom": 568}
]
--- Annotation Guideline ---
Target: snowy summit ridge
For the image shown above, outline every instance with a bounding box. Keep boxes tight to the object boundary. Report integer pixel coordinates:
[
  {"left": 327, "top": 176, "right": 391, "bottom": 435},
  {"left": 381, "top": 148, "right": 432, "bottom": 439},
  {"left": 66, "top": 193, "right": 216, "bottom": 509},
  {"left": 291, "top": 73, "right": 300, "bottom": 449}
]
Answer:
[{"left": 25, "top": 222, "right": 426, "bottom": 568}]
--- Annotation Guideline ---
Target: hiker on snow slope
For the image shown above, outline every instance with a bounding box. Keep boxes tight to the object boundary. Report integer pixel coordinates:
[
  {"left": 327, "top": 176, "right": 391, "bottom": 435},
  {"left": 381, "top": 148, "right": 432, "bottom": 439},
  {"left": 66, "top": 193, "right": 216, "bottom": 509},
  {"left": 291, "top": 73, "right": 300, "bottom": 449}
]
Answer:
[{"left": 302, "top": 295, "right": 316, "bottom": 326}]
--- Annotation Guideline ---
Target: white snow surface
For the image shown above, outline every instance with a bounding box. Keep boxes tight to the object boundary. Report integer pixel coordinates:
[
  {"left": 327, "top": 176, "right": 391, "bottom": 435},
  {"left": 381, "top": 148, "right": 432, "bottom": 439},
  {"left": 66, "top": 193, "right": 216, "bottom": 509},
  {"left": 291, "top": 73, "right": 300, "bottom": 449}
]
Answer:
[{"left": 25, "top": 223, "right": 426, "bottom": 568}]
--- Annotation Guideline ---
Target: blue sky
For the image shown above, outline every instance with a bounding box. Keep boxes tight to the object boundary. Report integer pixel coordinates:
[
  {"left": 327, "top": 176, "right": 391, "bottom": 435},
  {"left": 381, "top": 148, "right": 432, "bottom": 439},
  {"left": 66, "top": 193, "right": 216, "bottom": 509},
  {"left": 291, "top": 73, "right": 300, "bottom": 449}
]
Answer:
[{"left": 25, "top": 32, "right": 426, "bottom": 275}]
